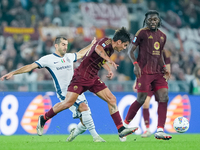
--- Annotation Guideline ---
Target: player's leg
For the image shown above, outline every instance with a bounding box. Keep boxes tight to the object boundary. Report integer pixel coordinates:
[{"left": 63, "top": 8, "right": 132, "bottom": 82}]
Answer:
[
  {"left": 124, "top": 74, "right": 151, "bottom": 126},
  {"left": 153, "top": 74, "right": 172, "bottom": 140},
  {"left": 96, "top": 88, "right": 138, "bottom": 138},
  {"left": 141, "top": 96, "right": 151, "bottom": 138},
  {"left": 37, "top": 92, "right": 79, "bottom": 136},
  {"left": 124, "top": 92, "right": 147, "bottom": 126},
  {"left": 67, "top": 102, "right": 105, "bottom": 142},
  {"left": 154, "top": 88, "right": 172, "bottom": 140},
  {"left": 66, "top": 103, "right": 87, "bottom": 142}
]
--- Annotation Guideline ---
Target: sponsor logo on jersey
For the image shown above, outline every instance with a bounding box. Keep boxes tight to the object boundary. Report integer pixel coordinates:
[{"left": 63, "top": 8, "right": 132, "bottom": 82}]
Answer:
[
  {"left": 56, "top": 65, "right": 71, "bottom": 70},
  {"left": 132, "top": 37, "right": 137, "bottom": 43},
  {"left": 54, "top": 62, "right": 58, "bottom": 64},
  {"left": 21, "top": 95, "right": 52, "bottom": 134},
  {"left": 154, "top": 42, "right": 160, "bottom": 50},
  {"left": 165, "top": 95, "right": 191, "bottom": 133},
  {"left": 102, "top": 43, "right": 106, "bottom": 47},
  {"left": 148, "top": 35, "right": 153, "bottom": 39}
]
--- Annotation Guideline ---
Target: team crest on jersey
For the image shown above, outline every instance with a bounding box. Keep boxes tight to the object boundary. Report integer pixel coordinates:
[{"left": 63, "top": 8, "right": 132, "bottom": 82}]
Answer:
[
  {"left": 74, "top": 85, "right": 78, "bottom": 90},
  {"left": 132, "top": 37, "right": 137, "bottom": 43},
  {"left": 102, "top": 43, "right": 106, "bottom": 47},
  {"left": 138, "top": 83, "right": 141, "bottom": 87},
  {"left": 66, "top": 57, "right": 70, "bottom": 63},
  {"left": 154, "top": 42, "right": 160, "bottom": 50}
]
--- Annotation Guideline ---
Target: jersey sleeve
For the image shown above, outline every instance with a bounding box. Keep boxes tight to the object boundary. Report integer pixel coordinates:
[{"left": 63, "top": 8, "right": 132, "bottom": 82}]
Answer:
[
  {"left": 132, "top": 29, "right": 144, "bottom": 46},
  {"left": 161, "top": 34, "right": 167, "bottom": 50},
  {"left": 35, "top": 56, "right": 49, "bottom": 68},
  {"left": 97, "top": 37, "right": 111, "bottom": 49}
]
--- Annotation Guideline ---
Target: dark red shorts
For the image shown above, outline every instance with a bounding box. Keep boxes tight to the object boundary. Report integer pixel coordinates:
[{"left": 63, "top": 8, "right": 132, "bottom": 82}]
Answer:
[
  {"left": 67, "top": 75, "right": 107, "bottom": 95},
  {"left": 135, "top": 73, "right": 168, "bottom": 93},
  {"left": 147, "top": 90, "right": 154, "bottom": 97}
]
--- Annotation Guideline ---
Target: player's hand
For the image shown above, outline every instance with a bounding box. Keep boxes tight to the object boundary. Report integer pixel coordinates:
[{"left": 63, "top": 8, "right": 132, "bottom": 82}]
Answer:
[
  {"left": 91, "top": 37, "right": 96, "bottom": 45},
  {"left": 134, "top": 63, "right": 141, "bottom": 78},
  {"left": 163, "top": 67, "right": 170, "bottom": 80},
  {"left": 0, "top": 73, "right": 13, "bottom": 81},
  {"left": 106, "top": 70, "right": 114, "bottom": 80},
  {"left": 107, "top": 60, "right": 119, "bottom": 69}
]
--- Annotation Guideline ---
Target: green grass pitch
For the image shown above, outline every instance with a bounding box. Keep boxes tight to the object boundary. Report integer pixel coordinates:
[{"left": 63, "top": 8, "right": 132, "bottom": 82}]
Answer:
[{"left": 0, "top": 134, "right": 200, "bottom": 150}]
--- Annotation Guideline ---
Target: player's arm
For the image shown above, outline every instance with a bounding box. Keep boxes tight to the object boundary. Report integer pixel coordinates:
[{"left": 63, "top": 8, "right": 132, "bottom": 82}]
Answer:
[
  {"left": 160, "top": 50, "right": 170, "bottom": 80},
  {"left": 128, "top": 43, "right": 141, "bottom": 78},
  {"left": 95, "top": 45, "right": 118, "bottom": 69},
  {"left": 76, "top": 37, "right": 96, "bottom": 59},
  {"left": 102, "top": 63, "right": 114, "bottom": 80},
  {"left": 0, "top": 63, "right": 39, "bottom": 81}
]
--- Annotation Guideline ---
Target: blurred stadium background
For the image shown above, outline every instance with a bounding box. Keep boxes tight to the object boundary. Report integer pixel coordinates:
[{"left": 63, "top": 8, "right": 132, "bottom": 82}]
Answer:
[
  {"left": 1, "top": 0, "right": 200, "bottom": 93},
  {"left": 0, "top": 0, "right": 200, "bottom": 136}
]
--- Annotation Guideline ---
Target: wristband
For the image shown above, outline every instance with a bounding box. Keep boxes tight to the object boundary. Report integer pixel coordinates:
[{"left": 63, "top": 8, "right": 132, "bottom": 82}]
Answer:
[
  {"left": 163, "top": 65, "right": 166, "bottom": 68},
  {"left": 133, "top": 61, "right": 138, "bottom": 65}
]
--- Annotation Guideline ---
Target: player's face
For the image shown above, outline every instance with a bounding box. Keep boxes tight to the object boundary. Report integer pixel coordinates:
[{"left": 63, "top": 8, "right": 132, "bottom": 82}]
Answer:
[
  {"left": 114, "top": 40, "right": 129, "bottom": 52},
  {"left": 57, "top": 39, "right": 68, "bottom": 56},
  {"left": 146, "top": 14, "right": 159, "bottom": 31}
]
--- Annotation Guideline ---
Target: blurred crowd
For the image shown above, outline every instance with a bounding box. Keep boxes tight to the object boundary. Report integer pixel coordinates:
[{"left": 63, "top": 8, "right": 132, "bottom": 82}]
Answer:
[{"left": 0, "top": 0, "right": 200, "bottom": 93}]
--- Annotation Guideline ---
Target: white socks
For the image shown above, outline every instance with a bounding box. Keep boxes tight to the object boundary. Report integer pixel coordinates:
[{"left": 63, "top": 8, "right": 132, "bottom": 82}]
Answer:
[
  {"left": 157, "top": 128, "right": 164, "bottom": 132},
  {"left": 73, "top": 122, "right": 87, "bottom": 137},
  {"left": 81, "top": 110, "right": 99, "bottom": 138}
]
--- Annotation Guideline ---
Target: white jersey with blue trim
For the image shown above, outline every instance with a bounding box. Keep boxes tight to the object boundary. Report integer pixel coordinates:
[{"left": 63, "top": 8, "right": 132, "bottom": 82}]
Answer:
[{"left": 35, "top": 53, "right": 86, "bottom": 101}]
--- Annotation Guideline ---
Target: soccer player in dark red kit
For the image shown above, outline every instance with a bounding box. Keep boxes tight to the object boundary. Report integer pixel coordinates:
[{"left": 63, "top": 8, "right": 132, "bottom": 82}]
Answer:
[
  {"left": 141, "top": 50, "right": 171, "bottom": 138},
  {"left": 123, "top": 10, "right": 172, "bottom": 140},
  {"left": 37, "top": 27, "right": 138, "bottom": 140}
]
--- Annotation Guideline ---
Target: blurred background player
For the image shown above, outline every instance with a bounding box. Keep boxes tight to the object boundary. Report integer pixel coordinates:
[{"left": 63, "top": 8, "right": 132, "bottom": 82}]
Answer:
[
  {"left": 36, "top": 27, "right": 138, "bottom": 140},
  {"left": 1, "top": 36, "right": 106, "bottom": 142},
  {"left": 123, "top": 10, "right": 172, "bottom": 140}
]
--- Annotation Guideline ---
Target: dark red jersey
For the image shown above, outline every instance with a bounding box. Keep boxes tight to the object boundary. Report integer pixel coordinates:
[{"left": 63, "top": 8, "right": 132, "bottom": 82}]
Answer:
[
  {"left": 74, "top": 37, "right": 114, "bottom": 79},
  {"left": 132, "top": 27, "right": 167, "bottom": 74}
]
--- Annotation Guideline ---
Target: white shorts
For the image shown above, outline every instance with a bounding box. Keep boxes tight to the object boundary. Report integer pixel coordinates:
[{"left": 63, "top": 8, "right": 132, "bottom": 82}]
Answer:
[{"left": 59, "top": 93, "right": 91, "bottom": 119}]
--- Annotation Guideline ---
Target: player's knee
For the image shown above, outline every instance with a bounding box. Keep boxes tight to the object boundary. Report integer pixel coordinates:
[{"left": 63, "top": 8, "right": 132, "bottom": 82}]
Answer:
[
  {"left": 137, "top": 93, "right": 147, "bottom": 104},
  {"left": 159, "top": 93, "right": 169, "bottom": 102},
  {"left": 78, "top": 103, "right": 89, "bottom": 112}
]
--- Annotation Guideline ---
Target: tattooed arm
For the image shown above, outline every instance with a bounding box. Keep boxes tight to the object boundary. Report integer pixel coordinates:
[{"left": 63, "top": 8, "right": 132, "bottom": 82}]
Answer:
[{"left": 95, "top": 45, "right": 119, "bottom": 69}]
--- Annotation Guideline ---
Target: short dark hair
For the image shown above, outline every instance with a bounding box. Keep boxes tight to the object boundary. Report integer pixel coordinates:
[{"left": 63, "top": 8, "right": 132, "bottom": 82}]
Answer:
[
  {"left": 143, "top": 10, "right": 161, "bottom": 27},
  {"left": 54, "top": 36, "right": 67, "bottom": 44},
  {"left": 113, "top": 27, "right": 130, "bottom": 43}
]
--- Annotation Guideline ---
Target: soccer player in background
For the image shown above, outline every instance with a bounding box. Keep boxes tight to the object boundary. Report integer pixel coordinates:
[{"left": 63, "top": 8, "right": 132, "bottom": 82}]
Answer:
[
  {"left": 1, "top": 36, "right": 106, "bottom": 142},
  {"left": 123, "top": 10, "right": 172, "bottom": 140},
  {"left": 35, "top": 27, "right": 138, "bottom": 140}
]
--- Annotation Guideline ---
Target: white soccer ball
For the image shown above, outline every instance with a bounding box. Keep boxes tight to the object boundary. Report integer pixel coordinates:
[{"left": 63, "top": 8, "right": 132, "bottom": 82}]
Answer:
[{"left": 173, "top": 116, "right": 189, "bottom": 133}]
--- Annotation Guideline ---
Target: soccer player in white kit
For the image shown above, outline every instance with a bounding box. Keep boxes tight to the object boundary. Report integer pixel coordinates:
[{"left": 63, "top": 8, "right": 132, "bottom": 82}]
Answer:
[{"left": 1, "top": 36, "right": 105, "bottom": 142}]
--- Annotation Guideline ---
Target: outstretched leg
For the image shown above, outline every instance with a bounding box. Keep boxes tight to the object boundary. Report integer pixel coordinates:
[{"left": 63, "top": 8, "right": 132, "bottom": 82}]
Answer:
[
  {"left": 96, "top": 88, "right": 138, "bottom": 138},
  {"left": 37, "top": 92, "right": 79, "bottom": 136},
  {"left": 124, "top": 92, "right": 147, "bottom": 125}
]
